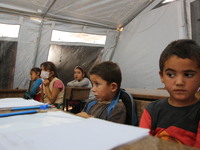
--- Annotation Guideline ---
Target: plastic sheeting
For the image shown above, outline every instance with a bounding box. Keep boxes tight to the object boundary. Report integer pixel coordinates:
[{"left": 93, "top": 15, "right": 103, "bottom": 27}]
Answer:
[
  {"left": 48, "top": 45, "right": 103, "bottom": 85},
  {"left": 0, "top": 41, "right": 17, "bottom": 89}
]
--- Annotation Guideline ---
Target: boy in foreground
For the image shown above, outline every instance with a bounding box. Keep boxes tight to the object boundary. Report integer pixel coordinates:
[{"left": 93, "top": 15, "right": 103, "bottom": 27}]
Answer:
[
  {"left": 77, "top": 61, "right": 126, "bottom": 124},
  {"left": 140, "top": 39, "right": 200, "bottom": 148}
]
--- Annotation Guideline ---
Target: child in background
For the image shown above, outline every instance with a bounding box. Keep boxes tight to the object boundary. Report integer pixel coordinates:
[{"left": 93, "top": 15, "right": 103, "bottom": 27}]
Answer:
[
  {"left": 67, "top": 66, "right": 92, "bottom": 87},
  {"left": 40, "top": 61, "right": 64, "bottom": 109},
  {"left": 77, "top": 61, "right": 126, "bottom": 124},
  {"left": 139, "top": 39, "right": 200, "bottom": 148},
  {"left": 24, "top": 67, "right": 42, "bottom": 101},
  {"left": 67, "top": 66, "right": 93, "bottom": 113}
]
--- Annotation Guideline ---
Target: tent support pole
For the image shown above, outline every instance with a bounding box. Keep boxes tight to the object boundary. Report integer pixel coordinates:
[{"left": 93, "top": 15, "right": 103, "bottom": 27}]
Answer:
[
  {"left": 183, "top": 0, "right": 189, "bottom": 38},
  {"left": 108, "top": 32, "right": 120, "bottom": 61},
  {"left": 33, "top": 20, "right": 44, "bottom": 67}
]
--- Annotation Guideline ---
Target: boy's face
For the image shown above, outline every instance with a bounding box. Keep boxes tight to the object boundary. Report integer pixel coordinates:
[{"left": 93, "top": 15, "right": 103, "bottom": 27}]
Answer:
[
  {"left": 160, "top": 55, "right": 200, "bottom": 105},
  {"left": 90, "top": 74, "right": 118, "bottom": 101}
]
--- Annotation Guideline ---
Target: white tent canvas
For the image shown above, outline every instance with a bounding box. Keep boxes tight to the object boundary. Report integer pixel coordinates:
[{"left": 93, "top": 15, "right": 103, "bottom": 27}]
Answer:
[{"left": 0, "top": 0, "right": 198, "bottom": 90}]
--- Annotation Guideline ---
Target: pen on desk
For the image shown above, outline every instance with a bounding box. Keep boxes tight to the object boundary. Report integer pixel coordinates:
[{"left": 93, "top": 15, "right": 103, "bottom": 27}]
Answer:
[
  {"left": 12, "top": 104, "right": 51, "bottom": 110},
  {"left": 0, "top": 109, "right": 47, "bottom": 117},
  {"left": 0, "top": 104, "right": 52, "bottom": 111}
]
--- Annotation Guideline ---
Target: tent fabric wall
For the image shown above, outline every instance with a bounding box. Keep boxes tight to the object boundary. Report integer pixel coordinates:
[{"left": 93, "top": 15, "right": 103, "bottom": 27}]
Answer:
[
  {"left": 35, "top": 21, "right": 119, "bottom": 67},
  {"left": 112, "top": 1, "right": 189, "bottom": 89},
  {"left": 0, "top": 0, "right": 154, "bottom": 29},
  {"left": 0, "top": 13, "right": 119, "bottom": 89},
  {"left": 26, "top": 21, "right": 119, "bottom": 89},
  {"left": 0, "top": 0, "right": 197, "bottom": 90},
  {"left": 0, "top": 13, "right": 42, "bottom": 89}
]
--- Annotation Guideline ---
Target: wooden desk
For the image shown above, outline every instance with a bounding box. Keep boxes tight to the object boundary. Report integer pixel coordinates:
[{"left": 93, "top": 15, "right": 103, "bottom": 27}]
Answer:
[
  {"left": 64, "top": 87, "right": 91, "bottom": 100},
  {"left": 126, "top": 88, "right": 200, "bottom": 100},
  {"left": 113, "top": 135, "right": 198, "bottom": 150},
  {"left": 0, "top": 89, "right": 26, "bottom": 98},
  {"left": 125, "top": 88, "right": 169, "bottom": 100},
  {"left": 63, "top": 86, "right": 91, "bottom": 111}
]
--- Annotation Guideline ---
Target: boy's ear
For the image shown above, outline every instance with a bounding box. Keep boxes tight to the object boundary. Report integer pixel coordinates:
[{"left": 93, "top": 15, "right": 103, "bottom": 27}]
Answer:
[
  {"left": 110, "top": 82, "right": 118, "bottom": 92},
  {"left": 159, "top": 71, "right": 164, "bottom": 83}
]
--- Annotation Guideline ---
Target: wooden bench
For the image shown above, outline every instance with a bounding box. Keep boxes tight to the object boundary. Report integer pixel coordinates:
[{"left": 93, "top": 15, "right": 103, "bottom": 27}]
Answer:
[{"left": 0, "top": 89, "right": 26, "bottom": 98}]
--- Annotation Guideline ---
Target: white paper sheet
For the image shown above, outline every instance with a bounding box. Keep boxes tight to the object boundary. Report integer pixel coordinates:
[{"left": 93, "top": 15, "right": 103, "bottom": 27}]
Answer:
[
  {"left": 0, "top": 98, "right": 44, "bottom": 108},
  {"left": 0, "top": 117, "right": 149, "bottom": 150},
  {"left": 0, "top": 111, "right": 84, "bottom": 133}
]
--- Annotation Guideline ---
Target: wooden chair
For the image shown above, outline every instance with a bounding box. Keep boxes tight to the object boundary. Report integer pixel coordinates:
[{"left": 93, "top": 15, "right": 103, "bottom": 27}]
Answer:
[
  {"left": 63, "top": 86, "right": 91, "bottom": 112},
  {"left": 134, "top": 100, "right": 152, "bottom": 123}
]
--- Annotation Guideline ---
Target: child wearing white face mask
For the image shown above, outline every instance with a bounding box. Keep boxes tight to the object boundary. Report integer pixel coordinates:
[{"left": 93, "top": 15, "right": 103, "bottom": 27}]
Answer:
[{"left": 40, "top": 61, "right": 64, "bottom": 109}]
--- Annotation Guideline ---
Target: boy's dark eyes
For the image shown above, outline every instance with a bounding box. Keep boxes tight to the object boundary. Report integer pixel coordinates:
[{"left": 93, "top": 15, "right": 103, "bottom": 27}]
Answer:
[
  {"left": 93, "top": 82, "right": 100, "bottom": 86},
  {"left": 166, "top": 72, "right": 194, "bottom": 78},
  {"left": 166, "top": 72, "right": 175, "bottom": 78},
  {"left": 184, "top": 73, "right": 193, "bottom": 78}
]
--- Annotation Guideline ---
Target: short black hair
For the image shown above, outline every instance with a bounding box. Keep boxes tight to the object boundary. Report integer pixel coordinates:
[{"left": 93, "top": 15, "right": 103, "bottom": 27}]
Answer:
[
  {"left": 30, "top": 67, "right": 41, "bottom": 75},
  {"left": 159, "top": 39, "right": 200, "bottom": 72},
  {"left": 89, "top": 61, "right": 122, "bottom": 88}
]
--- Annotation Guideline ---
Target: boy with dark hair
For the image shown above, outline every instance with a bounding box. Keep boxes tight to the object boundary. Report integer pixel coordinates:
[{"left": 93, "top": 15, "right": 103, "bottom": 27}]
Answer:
[
  {"left": 77, "top": 61, "right": 126, "bottom": 124},
  {"left": 140, "top": 39, "right": 200, "bottom": 148}
]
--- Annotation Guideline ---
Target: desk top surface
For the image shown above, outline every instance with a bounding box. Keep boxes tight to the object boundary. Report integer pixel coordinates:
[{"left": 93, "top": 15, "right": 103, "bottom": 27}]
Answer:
[
  {"left": 114, "top": 135, "right": 198, "bottom": 150},
  {"left": 0, "top": 89, "right": 26, "bottom": 93},
  {"left": 125, "top": 88, "right": 169, "bottom": 100},
  {"left": 125, "top": 88, "right": 200, "bottom": 100}
]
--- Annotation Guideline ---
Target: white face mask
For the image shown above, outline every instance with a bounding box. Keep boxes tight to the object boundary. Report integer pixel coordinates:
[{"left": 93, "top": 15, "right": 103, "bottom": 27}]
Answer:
[{"left": 40, "top": 71, "right": 50, "bottom": 79}]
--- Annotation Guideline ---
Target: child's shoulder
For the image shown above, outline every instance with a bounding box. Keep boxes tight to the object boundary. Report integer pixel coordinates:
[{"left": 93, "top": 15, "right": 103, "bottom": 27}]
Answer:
[
  {"left": 146, "top": 98, "right": 168, "bottom": 109},
  {"left": 115, "top": 100, "right": 126, "bottom": 109},
  {"left": 36, "top": 78, "right": 43, "bottom": 82}
]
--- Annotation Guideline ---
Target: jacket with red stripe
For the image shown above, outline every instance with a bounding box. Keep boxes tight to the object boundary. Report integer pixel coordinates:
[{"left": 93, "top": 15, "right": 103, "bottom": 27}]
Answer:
[{"left": 139, "top": 98, "right": 200, "bottom": 149}]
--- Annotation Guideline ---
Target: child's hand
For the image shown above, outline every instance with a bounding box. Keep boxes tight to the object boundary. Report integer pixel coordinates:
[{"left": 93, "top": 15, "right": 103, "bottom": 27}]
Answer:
[
  {"left": 43, "top": 79, "right": 50, "bottom": 86},
  {"left": 76, "top": 112, "right": 93, "bottom": 118}
]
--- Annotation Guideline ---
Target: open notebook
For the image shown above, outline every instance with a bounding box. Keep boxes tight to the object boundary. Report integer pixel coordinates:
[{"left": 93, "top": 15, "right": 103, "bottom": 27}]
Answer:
[{"left": 0, "top": 98, "right": 44, "bottom": 109}]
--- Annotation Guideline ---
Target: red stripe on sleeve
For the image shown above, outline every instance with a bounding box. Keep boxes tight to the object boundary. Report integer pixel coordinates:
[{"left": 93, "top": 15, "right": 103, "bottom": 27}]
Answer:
[
  {"left": 194, "top": 121, "right": 200, "bottom": 149},
  {"left": 139, "top": 109, "right": 152, "bottom": 130}
]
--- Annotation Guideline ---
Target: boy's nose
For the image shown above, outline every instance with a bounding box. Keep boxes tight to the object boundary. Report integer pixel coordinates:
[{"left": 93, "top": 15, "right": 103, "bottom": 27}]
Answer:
[
  {"left": 175, "top": 76, "right": 184, "bottom": 85},
  {"left": 91, "top": 86, "right": 96, "bottom": 92}
]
